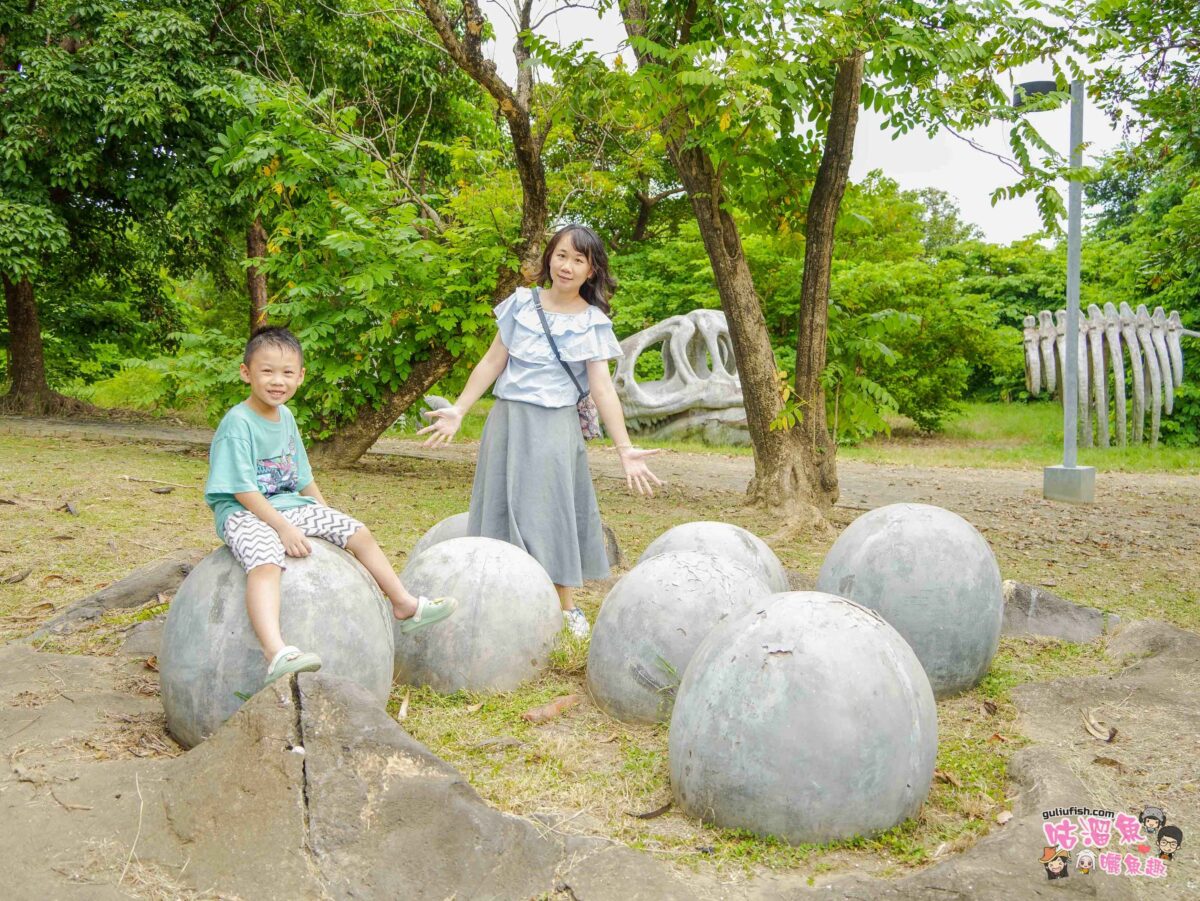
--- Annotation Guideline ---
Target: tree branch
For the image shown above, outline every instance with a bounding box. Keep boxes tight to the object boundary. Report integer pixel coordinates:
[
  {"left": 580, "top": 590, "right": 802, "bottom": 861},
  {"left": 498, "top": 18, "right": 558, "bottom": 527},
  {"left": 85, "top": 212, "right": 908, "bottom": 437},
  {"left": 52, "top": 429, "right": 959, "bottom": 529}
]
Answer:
[
  {"left": 209, "top": 0, "right": 248, "bottom": 43},
  {"left": 941, "top": 122, "right": 1025, "bottom": 175},
  {"left": 415, "top": 0, "right": 548, "bottom": 295},
  {"left": 515, "top": 0, "right": 534, "bottom": 112},
  {"left": 415, "top": 0, "right": 522, "bottom": 116},
  {"left": 531, "top": 1, "right": 601, "bottom": 31}
]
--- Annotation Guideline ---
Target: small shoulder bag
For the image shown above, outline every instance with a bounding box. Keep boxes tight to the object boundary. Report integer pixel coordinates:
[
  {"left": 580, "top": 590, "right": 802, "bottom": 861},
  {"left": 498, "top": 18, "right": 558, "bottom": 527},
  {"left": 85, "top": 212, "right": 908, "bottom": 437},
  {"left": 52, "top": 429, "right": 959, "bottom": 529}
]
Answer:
[{"left": 531, "top": 287, "right": 603, "bottom": 440}]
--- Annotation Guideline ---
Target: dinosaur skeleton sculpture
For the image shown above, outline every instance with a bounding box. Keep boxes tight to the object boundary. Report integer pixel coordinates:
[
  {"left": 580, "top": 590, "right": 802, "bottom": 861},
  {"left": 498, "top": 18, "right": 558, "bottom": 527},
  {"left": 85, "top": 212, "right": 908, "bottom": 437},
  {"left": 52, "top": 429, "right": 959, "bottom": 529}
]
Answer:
[
  {"left": 1023, "top": 303, "right": 1199, "bottom": 447},
  {"left": 613, "top": 309, "right": 748, "bottom": 443}
]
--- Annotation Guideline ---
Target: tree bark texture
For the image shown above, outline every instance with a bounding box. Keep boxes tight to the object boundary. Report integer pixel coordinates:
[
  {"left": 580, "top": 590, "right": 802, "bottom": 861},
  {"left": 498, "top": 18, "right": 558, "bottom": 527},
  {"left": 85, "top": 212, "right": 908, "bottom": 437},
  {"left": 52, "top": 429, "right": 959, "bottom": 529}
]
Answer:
[
  {"left": 247, "top": 218, "right": 269, "bottom": 335},
  {"left": 672, "top": 146, "right": 824, "bottom": 513},
  {"left": 2, "top": 274, "right": 54, "bottom": 412},
  {"left": 620, "top": 1, "right": 831, "bottom": 519},
  {"left": 1, "top": 274, "right": 92, "bottom": 414},
  {"left": 307, "top": 345, "right": 456, "bottom": 467},
  {"left": 793, "top": 52, "right": 865, "bottom": 508}
]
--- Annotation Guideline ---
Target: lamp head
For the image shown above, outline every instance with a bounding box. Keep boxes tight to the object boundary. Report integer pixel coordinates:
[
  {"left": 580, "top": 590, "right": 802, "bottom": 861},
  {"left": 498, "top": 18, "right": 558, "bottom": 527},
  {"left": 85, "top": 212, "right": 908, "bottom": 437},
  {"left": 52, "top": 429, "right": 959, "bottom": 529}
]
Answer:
[{"left": 1012, "top": 80, "right": 1058, "bottom": 110}]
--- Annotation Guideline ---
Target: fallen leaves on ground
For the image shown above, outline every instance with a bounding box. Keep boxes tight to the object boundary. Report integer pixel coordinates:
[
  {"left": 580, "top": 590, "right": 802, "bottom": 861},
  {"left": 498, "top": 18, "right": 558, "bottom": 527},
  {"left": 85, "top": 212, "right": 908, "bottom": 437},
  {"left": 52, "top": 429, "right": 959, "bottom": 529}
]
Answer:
[
  {"left": 1083, "top": 709, "right": 1118, "bottom": 742},
  {"left": 627, "top": 801, "right": 672, "bottom": 819},
  {"left": 520, "top": 694, "right": 581, "bottom": 724},
  {"left": 934, "top": 769, "right": 963, "bottom": 788}
]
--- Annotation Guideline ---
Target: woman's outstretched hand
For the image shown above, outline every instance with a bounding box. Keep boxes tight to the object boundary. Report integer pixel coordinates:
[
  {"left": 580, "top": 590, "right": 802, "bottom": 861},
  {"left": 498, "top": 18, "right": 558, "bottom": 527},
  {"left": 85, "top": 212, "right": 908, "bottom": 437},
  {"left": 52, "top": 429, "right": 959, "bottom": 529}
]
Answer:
[
  {"left": 618, "top": 447, "right": 664, "bottom": 496},
  {"left": 418, "top": 406, "right": 463, "bottom": 448}
]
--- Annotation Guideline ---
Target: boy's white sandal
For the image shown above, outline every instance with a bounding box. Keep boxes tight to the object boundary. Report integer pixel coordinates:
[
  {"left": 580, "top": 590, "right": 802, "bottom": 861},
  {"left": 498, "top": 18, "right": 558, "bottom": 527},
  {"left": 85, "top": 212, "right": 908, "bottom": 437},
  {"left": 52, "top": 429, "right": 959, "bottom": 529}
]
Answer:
[{"left": 265, "top": 646, "right": 323, "bottom": 685}]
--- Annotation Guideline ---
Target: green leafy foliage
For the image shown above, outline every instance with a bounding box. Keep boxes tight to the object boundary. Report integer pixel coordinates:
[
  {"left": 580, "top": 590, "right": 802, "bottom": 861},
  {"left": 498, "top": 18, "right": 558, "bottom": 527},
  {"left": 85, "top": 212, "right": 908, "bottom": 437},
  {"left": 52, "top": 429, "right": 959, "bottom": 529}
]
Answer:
[
  {"left": 608, "top": 174, "right": 1021, "bottom": 441},
  {"left": 206, "top": 77, "right": 507, "bottom": 436},
  {"left": 821, "top": 303, "right": 903, "bottom": 442},
  {"left": 8, "top": 0, "right": 1197, "bottom": 462},
  {"left": 0, "top": 0, "right": 240, "bottom": 396},
  {"left": 616, "top": 0, "right": 1076, "bottom": 234}
]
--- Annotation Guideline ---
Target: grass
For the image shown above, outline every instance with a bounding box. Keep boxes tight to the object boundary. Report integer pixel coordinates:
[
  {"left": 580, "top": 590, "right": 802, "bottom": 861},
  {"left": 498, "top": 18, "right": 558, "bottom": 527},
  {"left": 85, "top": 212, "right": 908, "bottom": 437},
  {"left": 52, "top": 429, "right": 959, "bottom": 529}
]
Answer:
[
  {"left": 0, "top": 422, "right": 1191, "bottom": 883},
  {"left": 389, "top": 398, "right": 1200, "bottom": 473},
  {"left": 843, "top": 401, "right": 1200, "bottom": 474},
  {"left": 391, "top": 631, "right": 1114, "bottom": 877}
]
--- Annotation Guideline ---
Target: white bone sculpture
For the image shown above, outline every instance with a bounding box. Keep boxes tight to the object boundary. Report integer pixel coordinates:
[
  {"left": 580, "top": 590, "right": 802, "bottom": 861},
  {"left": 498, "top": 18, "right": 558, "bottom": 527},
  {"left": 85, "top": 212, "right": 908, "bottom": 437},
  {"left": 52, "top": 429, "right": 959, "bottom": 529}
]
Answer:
[
  {"left": 1023, "top": 303, "right": 1199, "bottom": 447},
  {"left": 613, "top": 309, "right": 748, "bottom": 443}
]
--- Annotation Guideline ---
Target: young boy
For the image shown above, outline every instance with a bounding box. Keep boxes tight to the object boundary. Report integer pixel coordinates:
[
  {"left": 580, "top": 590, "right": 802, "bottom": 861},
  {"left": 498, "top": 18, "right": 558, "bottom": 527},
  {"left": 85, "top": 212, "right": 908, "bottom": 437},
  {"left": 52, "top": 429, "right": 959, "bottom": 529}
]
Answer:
[{"left": 204, "top": 327, "right": 456, "bottom": 685}]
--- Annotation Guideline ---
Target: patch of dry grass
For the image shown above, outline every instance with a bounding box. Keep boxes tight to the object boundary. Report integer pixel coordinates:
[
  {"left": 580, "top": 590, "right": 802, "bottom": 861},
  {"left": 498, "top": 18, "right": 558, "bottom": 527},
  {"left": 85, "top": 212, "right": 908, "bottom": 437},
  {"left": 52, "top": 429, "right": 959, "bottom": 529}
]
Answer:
[
  {"left": 393, "top": 632, "right": 1118, "bottom": 878},
  {"left": 0, "top": 428, "right": 1171, "bottom": 882},
  {"left": 115, "top": 671, "right": 161, "bottom": 698},
  {"left": 52, "top": 840, "right": 240, "bottom": 900},
  {"left": 55, "top": 711, "right": 182, "bottom": 761}
]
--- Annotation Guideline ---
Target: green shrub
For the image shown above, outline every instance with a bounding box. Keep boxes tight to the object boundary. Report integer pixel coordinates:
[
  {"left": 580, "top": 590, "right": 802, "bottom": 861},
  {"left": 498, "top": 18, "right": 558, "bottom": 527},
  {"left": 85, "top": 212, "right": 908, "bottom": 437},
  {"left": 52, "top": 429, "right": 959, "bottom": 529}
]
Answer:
[
  {"left": 81, "top": 364, "right": 169, "bottom": 410},
  {"left": 1160, "top": 379, "right": 1200, "bottom": 448}
]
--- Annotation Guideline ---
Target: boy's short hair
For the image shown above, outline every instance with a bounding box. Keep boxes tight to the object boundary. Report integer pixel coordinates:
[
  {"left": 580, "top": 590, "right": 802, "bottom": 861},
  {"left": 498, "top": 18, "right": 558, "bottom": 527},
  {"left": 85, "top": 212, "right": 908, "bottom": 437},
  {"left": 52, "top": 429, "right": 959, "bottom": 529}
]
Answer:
[{"left": 244, "top": 326, "right": 304, "bottom": 366}]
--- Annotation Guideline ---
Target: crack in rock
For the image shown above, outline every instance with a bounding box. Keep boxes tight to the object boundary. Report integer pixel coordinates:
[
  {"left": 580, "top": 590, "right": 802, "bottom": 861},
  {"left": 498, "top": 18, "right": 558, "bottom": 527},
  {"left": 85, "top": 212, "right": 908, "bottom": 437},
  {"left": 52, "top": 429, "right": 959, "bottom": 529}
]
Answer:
[{"left": 290, "top": 674, "right": 312, "bottom": 840}]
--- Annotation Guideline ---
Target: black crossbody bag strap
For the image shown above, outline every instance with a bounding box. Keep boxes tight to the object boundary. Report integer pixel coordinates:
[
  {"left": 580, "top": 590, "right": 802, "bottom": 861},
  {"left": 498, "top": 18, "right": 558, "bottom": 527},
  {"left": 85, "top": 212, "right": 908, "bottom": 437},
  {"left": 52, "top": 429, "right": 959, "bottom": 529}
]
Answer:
[{"left": 531, "top": 286, "right": 588, "bottom": 403}]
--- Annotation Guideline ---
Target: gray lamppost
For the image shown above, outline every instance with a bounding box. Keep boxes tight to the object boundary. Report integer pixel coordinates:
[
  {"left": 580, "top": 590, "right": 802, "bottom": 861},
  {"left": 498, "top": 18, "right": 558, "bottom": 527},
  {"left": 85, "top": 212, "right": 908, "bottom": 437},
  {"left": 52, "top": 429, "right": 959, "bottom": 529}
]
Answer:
[{"left": 1013, "top": 79, "right": 1095, "bottom": 504}]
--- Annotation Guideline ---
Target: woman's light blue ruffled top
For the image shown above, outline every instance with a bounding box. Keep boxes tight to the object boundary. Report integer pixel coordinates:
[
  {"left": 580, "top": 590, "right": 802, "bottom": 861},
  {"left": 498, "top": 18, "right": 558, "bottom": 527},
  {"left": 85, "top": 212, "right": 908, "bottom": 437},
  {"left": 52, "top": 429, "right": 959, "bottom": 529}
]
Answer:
[{"left": 493, "top": 287, "right": 624, "bottom": 409}]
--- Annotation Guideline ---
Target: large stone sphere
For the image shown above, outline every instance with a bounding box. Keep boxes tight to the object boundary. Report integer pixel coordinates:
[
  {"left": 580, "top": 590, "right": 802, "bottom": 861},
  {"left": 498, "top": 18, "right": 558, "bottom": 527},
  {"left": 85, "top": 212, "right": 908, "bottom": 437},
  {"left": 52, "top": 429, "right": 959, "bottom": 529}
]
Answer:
[
  {"left": 409, "top": 512, "right": 469, "bottom": 562},
  {"left": 160, "top": 540, "right": 394, "bottom": 749},
  {"left": 638, "top": 521, "right": 787, "bottom": 593},
  {"left": 669, "top": 592, "right": 937, "bottom": 844},
  {"left": 410, "top": 512, "right": 626, "bottom": 573},
  {"left": 395, "top": 537, "right": 562, "bottom": 693},
  {"left": 587, "top": 552, "right": 771, "bottom": 724},
  {"left": 816, "top": 503, "right": 1003, "bottom": 698}
]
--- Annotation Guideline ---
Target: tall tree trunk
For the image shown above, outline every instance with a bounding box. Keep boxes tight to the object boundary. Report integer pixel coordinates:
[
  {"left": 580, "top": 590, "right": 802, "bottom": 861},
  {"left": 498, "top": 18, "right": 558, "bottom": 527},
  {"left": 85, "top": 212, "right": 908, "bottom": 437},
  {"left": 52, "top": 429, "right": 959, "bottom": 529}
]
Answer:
[
  {"left": 792, "top": 52, "right": 865, "bottom": 507},
  {"left": 247, "top": 217, "right": 269, "bottom": 334},
  {"left": 668, "top": 146, "right": 827, "bottom": 520},
  {"left": 307, "top": 345, "right": 456, "bottom": 466},
  {"left": 621, "top": 1, "right": 829, "bottom": 522},
  {"left": 1, "top": 274, "right": 89, "bottom": 414},
  {"left": 2, "top": 274, "right": 54, "bottom": 412},
  {"left": 3, "top": 274, "right": 48, "bottom": 399}
]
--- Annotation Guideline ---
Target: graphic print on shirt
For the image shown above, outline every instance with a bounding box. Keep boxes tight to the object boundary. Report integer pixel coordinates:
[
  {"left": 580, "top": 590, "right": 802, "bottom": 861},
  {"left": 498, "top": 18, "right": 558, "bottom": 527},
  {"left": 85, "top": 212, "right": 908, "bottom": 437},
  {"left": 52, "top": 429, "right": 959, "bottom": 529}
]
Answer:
[{"left": 256, "top": 436, "right": 299, "bottom": 497}]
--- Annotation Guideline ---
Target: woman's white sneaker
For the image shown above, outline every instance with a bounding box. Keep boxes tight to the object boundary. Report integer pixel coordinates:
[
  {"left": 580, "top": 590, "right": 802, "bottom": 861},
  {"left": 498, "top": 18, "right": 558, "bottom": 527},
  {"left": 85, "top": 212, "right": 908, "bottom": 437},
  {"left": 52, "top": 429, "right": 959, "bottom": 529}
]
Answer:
[{"left": 564, "top": 607, "right": 590, "bottom": 638}]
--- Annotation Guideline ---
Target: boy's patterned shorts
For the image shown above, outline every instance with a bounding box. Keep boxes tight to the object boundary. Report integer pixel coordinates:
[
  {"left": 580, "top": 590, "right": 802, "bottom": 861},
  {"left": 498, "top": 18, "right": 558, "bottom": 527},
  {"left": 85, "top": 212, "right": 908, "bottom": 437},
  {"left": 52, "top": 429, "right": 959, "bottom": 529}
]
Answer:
[{"left": 223, "top": 504, "right": 364, "bottom": 572}]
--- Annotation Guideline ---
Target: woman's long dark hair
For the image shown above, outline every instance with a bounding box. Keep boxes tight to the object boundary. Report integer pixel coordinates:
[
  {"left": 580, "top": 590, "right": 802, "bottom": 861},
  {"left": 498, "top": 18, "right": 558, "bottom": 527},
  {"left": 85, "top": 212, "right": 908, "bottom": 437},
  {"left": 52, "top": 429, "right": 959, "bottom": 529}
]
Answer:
[{"left": 536, "top": 225, "right": 617, "bottom": 314}]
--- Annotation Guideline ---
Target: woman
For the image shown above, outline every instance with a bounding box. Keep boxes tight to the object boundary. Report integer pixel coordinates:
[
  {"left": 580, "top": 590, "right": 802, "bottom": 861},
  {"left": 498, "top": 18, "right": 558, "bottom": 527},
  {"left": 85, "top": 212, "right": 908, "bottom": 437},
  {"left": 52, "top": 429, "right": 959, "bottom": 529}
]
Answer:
[{"left": 420, "top": 225, "right": 661, "bottom": 636}]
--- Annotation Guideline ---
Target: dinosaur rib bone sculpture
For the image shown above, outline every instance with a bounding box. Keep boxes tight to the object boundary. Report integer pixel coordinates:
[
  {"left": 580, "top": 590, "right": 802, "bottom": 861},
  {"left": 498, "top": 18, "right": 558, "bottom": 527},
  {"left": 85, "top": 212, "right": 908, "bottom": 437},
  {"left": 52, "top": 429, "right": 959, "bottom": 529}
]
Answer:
[
  {"left": 1023, "top": 303, "right": 1199, "bottom": 447},
  {"left": 613, "top": 309, "right": 748, "bottom": 444}
]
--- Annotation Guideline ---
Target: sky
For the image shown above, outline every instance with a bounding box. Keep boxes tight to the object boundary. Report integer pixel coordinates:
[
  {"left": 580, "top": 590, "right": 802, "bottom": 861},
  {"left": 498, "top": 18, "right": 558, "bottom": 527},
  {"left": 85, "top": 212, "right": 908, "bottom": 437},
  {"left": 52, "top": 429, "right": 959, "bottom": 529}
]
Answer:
[{"left": 481, "top": 1, "right": 1125, "bottom": 245}]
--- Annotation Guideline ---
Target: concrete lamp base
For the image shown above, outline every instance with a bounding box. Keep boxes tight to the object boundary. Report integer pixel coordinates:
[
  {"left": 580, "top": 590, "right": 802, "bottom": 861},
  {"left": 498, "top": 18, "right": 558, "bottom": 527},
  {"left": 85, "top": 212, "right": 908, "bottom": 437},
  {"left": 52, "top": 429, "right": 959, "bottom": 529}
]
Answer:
[{"left": 1043, "top": 465, "right": 1096, "bottom": 504}]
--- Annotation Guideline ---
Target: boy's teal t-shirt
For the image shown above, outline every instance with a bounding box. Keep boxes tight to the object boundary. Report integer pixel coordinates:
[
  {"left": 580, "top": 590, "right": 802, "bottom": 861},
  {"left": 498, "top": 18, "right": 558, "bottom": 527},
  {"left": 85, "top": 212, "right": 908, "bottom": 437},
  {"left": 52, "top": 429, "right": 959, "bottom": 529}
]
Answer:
[{"left": 204, "top": 402, "right": 316, "bottom": 539}]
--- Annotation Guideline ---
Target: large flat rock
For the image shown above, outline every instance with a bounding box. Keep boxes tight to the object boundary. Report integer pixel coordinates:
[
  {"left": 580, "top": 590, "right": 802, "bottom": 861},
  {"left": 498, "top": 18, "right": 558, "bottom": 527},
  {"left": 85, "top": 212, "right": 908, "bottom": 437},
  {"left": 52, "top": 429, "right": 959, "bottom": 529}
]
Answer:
[
  {"left": 2, "top": 622, "right": 1196, "bottom": 899},
  {"left": 0, "top": 644, "right": 698, "bottom": 899},
  {"left": 1002, "top": 579, "right": 1122, "bottom": 643}
]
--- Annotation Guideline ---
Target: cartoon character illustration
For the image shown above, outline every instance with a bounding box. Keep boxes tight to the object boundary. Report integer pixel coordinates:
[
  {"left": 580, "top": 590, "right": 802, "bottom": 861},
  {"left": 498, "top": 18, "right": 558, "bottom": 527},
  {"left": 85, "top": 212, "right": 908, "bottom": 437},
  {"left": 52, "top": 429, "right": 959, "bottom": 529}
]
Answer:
[
  {"left": 1076, "top": 850, "right": 1095, "bottom": 874},
  {"left": 1040, "top": 846, "right": 1070, "bottom": 879},
  {"left": 1157, "top": 825, "right": 1183, "bottom": 861},
  {"left": 1139, "top": 805, "right": 1166, "bottom": 839},
  {"left": 256, "top": 448, "right": 299, "bottom": 497}
]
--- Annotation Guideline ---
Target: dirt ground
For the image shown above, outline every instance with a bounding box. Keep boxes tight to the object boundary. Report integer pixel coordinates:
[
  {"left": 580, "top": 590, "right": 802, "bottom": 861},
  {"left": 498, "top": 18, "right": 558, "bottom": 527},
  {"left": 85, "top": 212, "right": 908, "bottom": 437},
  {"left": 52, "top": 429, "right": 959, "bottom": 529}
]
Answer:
[
  {"left": 1, "top": 415, "right": 1198, "bottom": 898},
  {"left": 5, "top": 414, "right": 1199, "bottom": 629}
]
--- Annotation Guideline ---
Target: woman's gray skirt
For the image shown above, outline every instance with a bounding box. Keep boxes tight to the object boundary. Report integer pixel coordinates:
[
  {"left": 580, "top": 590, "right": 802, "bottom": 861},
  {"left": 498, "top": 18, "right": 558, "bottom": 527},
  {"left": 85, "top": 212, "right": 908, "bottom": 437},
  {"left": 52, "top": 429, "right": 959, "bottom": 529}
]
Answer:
[{"left": 468, "top": 399, "right": 609, "bottom": 587}]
